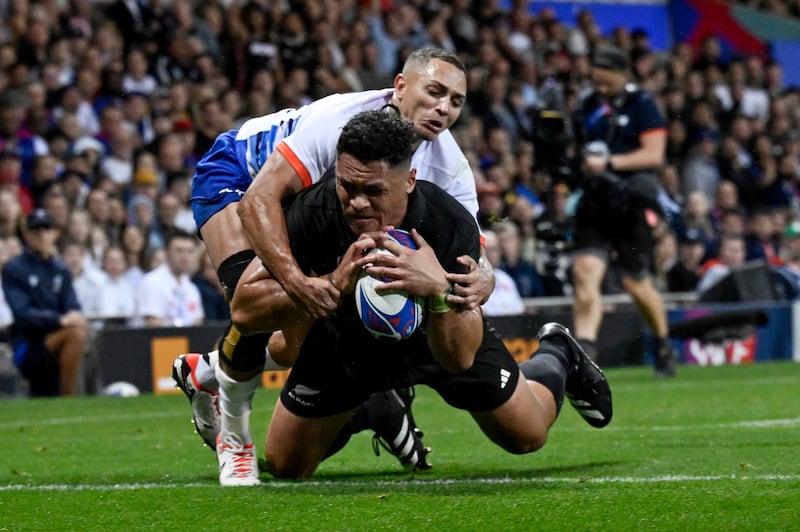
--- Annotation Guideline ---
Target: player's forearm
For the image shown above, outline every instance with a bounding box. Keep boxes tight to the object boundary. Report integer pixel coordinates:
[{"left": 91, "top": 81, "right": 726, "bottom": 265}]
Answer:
[
  {"left": 230, "top": 275, "right": 305, "bottom": 333},
  {"left": 426, "top": 307, "right": 483, "bottom": 374},
  {"left": 238, "top": 183, "right": 305, "bottom": 291}
]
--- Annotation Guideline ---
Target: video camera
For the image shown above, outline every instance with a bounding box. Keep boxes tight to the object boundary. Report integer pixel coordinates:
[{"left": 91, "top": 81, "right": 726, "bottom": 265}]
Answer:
[{"left": 529, "top": 78, "right": 574, "bottom": 183}]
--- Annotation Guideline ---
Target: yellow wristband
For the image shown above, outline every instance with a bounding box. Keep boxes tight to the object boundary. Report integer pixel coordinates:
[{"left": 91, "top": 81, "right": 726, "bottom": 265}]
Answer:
[{"left": 428, "top": 284, "right": 454, "bottom": 314}]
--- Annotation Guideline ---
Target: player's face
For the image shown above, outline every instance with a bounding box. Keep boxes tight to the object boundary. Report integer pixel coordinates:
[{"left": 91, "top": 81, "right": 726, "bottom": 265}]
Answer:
[
  {"left": 336, "top": 153, "right": 416, "bottom": 235},
  {"left": 393, "top": 59, "right": 467, "bottom": 141},
  {"left": 591, "top": 67, "right": 627, "bottom": 98}
]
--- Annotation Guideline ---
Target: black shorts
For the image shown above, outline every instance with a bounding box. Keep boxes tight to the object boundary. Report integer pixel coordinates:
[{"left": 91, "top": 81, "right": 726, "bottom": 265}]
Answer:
[
  {"left": 280, "top": 320, "right": 520, "bottom": 418},
  {"left": 572, "top": 182, "right": 656, "bottom": 278}
]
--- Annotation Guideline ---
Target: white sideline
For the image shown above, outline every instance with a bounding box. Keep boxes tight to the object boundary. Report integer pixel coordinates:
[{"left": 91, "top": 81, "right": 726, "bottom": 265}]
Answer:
[{"left": 2, "top": 474, "right": 799, "bottom": 492}]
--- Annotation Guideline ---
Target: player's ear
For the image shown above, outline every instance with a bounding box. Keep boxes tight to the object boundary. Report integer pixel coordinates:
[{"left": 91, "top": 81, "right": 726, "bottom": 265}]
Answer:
[
  {"left": 406, "top": 168, "right": 416, "bottom": 193},
  {"left": 393, "top": 73, "right": 405, "bottom": 97}
]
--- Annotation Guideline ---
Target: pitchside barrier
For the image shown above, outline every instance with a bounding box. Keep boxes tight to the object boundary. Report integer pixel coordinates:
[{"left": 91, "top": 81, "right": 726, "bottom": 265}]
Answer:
[{"left": 81, "top": 292, "right": 798, "bottom": 395}]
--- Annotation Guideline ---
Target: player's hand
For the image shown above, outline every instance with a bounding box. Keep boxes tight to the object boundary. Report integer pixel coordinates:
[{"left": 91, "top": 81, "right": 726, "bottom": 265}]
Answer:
[
  {"left": 445, "top": 254, "right": 495, "bottom": 309},
  {"left": 282, "top": 274, "right": 340, "bottom": 320},
  {"left": 360, "top": 229, "right": 449, "bottom": 298},
  {"left": 330, "top": 234, "right": 380, "bottom": 295}
]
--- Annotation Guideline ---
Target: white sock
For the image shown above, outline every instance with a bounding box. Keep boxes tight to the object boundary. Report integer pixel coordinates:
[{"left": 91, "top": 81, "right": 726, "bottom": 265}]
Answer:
[
  {"left": 216, "top": 364, "right": 260, "bottom": 443},
  {"left": 203, "top": 346, "right": 285, "bottom": 391},
  {"left": 195, "top": 351, "right": 218, "bottom": 392},
  {"left": 263, "top": 346, "right": 290, "bottom": 371}
]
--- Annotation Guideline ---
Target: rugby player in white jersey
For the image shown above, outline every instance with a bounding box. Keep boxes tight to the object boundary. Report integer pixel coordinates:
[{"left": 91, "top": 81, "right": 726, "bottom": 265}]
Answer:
[{"left": 173, "top": 48, "right": 494, "bottom": 485}]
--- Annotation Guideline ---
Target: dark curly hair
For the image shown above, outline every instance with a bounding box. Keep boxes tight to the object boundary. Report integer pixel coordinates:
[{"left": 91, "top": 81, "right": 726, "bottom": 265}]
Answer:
[{"left": 336, "top": 110, "right": 415, "bottom": 168}]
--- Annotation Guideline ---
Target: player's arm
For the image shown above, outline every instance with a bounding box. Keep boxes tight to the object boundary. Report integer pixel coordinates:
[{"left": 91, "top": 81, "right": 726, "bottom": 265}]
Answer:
[
  {"left": 440, "top": 162, "right": 495, "bottom": 308},
  {"left": 364, "top": 229, "right": 483, "bottom": 373},
  {"left": 237, "top": 149, "right": 339, "bottom": 319}
]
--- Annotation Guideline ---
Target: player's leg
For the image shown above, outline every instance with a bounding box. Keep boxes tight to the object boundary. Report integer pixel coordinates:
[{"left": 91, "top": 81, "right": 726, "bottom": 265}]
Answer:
[
  {"left": 265, "top": 399, "right": 355, "bottom": 479},
  {"left": 447, "top": 323, "right": 611, "bottom": 454}
]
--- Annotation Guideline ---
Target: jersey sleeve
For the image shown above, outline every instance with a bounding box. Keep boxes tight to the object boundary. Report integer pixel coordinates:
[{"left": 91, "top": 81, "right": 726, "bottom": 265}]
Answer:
[
  {"left": 636, "top": 92, "right": 666, "bottom": 134},
  {"left": 278, "top": 97, "right": 350, "bottom": 189}
]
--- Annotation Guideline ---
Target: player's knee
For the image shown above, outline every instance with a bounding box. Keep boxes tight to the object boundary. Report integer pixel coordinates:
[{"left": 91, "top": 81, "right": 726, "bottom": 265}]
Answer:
[
  {"left": 499, "top": 432, "right": 548, "bottom": 455},
  {"left": 264, "top": 454, "right": 318, "bottom": 479},
  {"left": 229, "top": 305, "right": 256, "bottom": 333}
]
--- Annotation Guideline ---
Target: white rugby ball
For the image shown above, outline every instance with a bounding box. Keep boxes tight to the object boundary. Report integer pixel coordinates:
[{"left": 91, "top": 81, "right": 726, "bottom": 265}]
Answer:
[
  {"left": 102, "top": 381, "right": 140, "bottom": 397},
  {"left": 354, "top": 229, "right": 424, "bottom": 341}
]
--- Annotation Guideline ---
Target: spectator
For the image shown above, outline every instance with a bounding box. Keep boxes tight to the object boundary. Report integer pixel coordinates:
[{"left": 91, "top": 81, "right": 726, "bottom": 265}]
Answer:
[
  {"left": 0, "top": 187, "right": 23, "bottom": 238},
  {"left": 59, "top": 238, "right": 105, "bottom": 320},
  {"left": 0, "top": 91, "right": 49, "bottom": 190},
  {"left": 682, "top": 129, "right": 721, "bottom": 205},
  {"left": 493, "top": 220, "right": 544, "bottom": 298},
  {"left": 481, "top": 229, "right": 525, "bottom": 317},
  {"left": 191, "top": 249, "right": 229, "bottom": 322},
  {"left": 120, "top": 223, "right": 146, "bottom": 288},
  {"left": 679, "top": 190, "right": 716, "bottom": 247},
  {"left": 122, "top": 48, "right": 157, "bottom": 96},
  {"left": 745, "top": 208, "right": 780, "bottom": 264},
  {"left": 137, "top": 230, "right": 203, "bottom": 327},
  {"left": 97, "top": 245, "right": 137, "bottom": 323},
  {"left": 710, "top": 180, "right": 741, "bottom": 231},
  {"left": 697, "top": 232, "right": 747, "bottom": 295},
  {"left": 667, "top": 228, "right": 706, "bottom": 292},
  {"left": 773, "top": 220, "right": 800, "bottom": 299},
  {"left": 2, "top": 209, "right": 89, "bottom": 396},
  {"left": 0, "top": 235, "right": 23, "bottom": 331}
]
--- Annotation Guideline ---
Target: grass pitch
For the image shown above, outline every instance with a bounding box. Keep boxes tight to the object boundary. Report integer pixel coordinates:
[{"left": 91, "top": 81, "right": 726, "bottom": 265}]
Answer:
[{"left": 2, "top": 362, "right": 799, "bottom": 530}]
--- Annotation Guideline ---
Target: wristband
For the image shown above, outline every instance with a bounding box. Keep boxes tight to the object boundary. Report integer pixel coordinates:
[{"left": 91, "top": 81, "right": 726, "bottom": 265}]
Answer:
[
  {"left": 605, "top": 157, "right": 615, "bottom": 173},
  {"left": 428, "top": 284, "right": 454, "bottom": 314}
]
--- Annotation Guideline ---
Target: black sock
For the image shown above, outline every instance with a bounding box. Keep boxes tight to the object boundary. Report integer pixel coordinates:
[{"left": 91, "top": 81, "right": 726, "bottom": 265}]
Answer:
[
  {"left": 217, "top": 322, "right": 271, "bottom": 373},
  {"left": 520, "top": 353, "right": 567, "bottom": 414},
  {"left": 350, "top": 392, "right": 388, "bottom": 434},
  {"left": 536, "top": 337, "right": 571, "bottom": 369}
]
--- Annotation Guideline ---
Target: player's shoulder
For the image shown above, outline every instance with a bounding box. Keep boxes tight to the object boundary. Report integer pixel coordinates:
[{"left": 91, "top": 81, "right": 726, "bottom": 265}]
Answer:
[
  {"left": 301, "top": 89, "right": 393, "bottom": 119},
  {"left": 416, "top": 180, "right": 474, "bottom": 222}
]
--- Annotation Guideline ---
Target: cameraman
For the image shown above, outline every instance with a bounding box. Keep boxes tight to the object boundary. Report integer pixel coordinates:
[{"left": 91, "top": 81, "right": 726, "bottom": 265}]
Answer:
[{"left": 570, "top": 43, "right": 677, "bottom": 377}]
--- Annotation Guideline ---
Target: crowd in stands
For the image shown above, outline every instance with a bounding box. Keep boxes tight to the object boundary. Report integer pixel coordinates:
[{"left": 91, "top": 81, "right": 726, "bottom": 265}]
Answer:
[{"left": 1, "top": 0, "right": 800, "bottom": 326}]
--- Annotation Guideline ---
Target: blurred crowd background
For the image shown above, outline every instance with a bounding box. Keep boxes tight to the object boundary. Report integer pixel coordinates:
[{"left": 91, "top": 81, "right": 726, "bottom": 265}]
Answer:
[{"left": 2, "top": 0, "right": 800, "bottom": 329}]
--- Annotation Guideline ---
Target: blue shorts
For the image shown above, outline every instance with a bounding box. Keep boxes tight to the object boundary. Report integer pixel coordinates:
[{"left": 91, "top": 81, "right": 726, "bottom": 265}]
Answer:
[{"left": 191, "top": 130, "right": 252, "bottom": 230}]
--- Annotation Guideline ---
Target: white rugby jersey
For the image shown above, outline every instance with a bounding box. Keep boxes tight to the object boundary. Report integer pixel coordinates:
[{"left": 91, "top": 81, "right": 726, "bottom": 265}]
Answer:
[{"left": 233, "top": 89, "right": 478, "bottom": 220}]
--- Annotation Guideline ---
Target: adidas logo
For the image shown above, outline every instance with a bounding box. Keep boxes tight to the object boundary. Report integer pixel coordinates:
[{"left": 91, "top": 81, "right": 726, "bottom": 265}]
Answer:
[{"left": 500, "top": 368, "right": 511, "bottom": 388}]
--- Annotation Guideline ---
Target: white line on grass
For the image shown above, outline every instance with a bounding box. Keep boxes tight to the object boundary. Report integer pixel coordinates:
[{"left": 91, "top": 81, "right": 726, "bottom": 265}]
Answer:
[
  {"left": 4, "top": 414, "right": 799, "bottom": 433},
  {"left": 2, "top": 474, "right": 799, "bottom": 492}
]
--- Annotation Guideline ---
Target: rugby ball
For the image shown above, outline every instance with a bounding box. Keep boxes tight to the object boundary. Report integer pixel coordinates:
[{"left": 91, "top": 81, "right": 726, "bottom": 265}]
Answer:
[
  {"left": 102, "top": 381, "right": 140, "bottom": 397},
  {"left": 355, "top": 229, "right": 424, "bottom": 341}
]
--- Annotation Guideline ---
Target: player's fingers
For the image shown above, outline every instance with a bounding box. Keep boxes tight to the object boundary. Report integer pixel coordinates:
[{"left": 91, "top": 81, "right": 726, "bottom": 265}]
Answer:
[
  {"left": 456, "top": 255, "right": 478, "bottom": 271},
  {"left": 410, "top": 228, "right": 429, "bottom": 249}
]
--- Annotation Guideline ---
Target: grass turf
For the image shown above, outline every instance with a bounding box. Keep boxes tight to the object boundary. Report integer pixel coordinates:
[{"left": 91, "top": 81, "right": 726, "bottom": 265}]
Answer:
[{"left": 2, "top": 361, "right": 799, "bottom": 530}]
